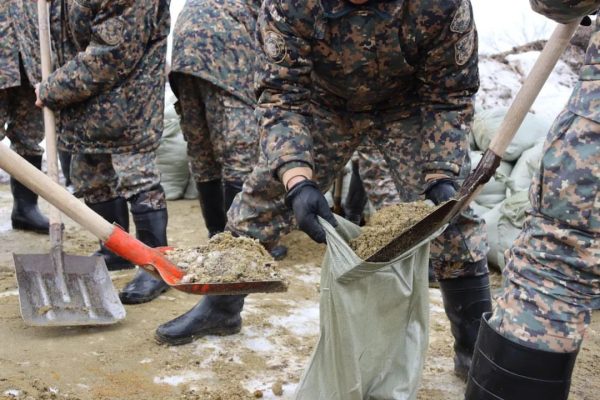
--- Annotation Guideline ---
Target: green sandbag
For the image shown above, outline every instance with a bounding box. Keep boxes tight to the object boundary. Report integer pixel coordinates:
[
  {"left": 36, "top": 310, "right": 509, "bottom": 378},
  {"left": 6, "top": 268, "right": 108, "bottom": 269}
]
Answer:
[{"left": 295, "top": 216, "right": 431, "bottom": 400}]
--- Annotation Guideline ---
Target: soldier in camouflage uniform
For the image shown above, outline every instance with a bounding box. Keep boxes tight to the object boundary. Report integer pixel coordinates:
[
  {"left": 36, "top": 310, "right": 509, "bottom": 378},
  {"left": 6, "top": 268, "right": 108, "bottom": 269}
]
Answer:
[
  {"left": 154, "top": 0, "right": 280, "bottom": 346},
  {"left": 0, "top": 0, "right": 49, "bottom": 234},
  {"left": 36, "top": 0, "right": 172, "bottom": 304},
  {"left": 466, "top": 3, "right": 600, "bottom": 399},
  {"left": 176, "top": 0, "right": 491, "bottom": 378}
]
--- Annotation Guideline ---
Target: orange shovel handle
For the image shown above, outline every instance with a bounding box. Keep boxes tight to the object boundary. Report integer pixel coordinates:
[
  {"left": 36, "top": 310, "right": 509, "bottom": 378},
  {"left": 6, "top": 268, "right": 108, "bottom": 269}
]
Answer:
[{"left": 104, "top": 226, "right": 185, "bottom": 284}]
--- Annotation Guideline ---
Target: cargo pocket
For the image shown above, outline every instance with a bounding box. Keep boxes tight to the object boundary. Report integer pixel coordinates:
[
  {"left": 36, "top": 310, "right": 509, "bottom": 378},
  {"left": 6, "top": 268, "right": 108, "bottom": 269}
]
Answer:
[{"left": 538, "top": 112, "right": 600, "bottom": 232}]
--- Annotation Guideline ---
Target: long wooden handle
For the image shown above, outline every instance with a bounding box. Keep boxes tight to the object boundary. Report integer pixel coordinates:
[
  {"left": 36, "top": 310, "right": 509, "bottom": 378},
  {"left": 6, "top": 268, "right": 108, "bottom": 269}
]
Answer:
[
  {"left": 488, "top": 20, "right": 579, "bottom": 156},
  {"left": 37, "top": 0, "right": 61, "bottom": 230},
  {"left": 0, "top": 142, "right": 114, "bottom": 240}
]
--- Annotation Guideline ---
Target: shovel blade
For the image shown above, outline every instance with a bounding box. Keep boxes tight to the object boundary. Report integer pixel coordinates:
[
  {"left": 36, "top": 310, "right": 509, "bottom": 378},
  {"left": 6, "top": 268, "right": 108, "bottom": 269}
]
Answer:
[{"left": 13, "top": 253, "right": 126, "bottom": 326}]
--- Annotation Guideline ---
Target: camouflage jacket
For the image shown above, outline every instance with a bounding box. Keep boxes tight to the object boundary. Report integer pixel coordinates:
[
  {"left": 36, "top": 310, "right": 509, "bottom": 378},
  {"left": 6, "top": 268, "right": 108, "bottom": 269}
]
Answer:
[
  {"left": 0, "top": 0, "right": 41, "bottom": 90},
  {"left": 170, "top": 0, "right": 261, "bottom": 106},
  {"left": 39, "top": 0, "right": 170, "bottom": 154},
  {"left": 531, "top": 1, "right": 600, "bottom": 123},
  {"left": 256, "top": 0, "right": 479, "bottom": 178}
]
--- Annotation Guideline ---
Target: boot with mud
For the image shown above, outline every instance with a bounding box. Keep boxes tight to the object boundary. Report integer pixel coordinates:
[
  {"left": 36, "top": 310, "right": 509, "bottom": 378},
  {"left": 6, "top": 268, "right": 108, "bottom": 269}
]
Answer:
[
  {"left": 223, "top": 180, "right": 287, "bottom": 260},
  {"left": 465, "top": 313, "right": 578, "bottom": 400},
  {"left": 10, "top": 154, "right": 49, "bottom": 234},
  {"left": 86, "top": 198, "right": 134, "bottom": 270},
  {"left": 438, "top": 269, "right": 492, "bottom": 381},
  {"left": 119, "top": 203, "right": 170, "bottom": 304},
  {"left": 155, "top": 294, "right": 245, "bottom": 345}
]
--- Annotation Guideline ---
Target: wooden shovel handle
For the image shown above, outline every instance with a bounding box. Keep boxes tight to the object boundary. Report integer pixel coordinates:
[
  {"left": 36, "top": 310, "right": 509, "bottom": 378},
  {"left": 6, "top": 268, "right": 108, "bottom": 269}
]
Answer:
[
  {"left": 0, "top": 142, "right": 114, "bottom": 241},
  {"left": 37, "top": 0, "right": 61, "bottom": 228},
  {"left": 488, "top": 20, "right": 580, "bottom": 157}
]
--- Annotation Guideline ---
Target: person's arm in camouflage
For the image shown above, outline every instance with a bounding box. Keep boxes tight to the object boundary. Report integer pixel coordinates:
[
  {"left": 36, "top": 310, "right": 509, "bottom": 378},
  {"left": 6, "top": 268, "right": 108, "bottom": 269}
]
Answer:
[
  {"left": 530, "top": 0, "right": 599, "bottom": 23},
  {"left": 38, "top": 0, "right": 153, "bottom": 110},
  {"left": 255, "top": 0, "right": 315, "bottom": 187},
  {"left": 415, "top": 1, "right": 479, "bottom": 185}
]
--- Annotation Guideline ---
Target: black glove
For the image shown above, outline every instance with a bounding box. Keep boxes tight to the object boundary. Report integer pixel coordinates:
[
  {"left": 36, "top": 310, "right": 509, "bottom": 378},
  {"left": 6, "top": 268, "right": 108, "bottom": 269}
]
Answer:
[
  {"left": 424, "top": 178, "right": 457, "bottom": 205},
  {"left": 285, "top": 180, "right": 338, "bottom": 243}
]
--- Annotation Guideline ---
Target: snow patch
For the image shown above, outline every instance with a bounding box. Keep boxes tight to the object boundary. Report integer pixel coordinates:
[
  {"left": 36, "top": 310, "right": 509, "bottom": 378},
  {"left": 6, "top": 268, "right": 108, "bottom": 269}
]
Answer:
[
  {"left": 154, "top": 371, "right": 210, "bottom": 386},
  {"left": 269, "top": 303, "right": 319, "bottom": 336},
  {"left": 3, "top": 390, "right": 21, "bottom": 397}
]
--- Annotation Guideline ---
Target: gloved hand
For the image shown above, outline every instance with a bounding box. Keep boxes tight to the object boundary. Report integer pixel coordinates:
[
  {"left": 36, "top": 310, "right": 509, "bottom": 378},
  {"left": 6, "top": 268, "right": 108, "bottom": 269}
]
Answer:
[
  {"left": 285, "top": 179, "right": 338, "bottom": 243},
  {"left": 424, "top": 178, "right": 457, "bottom": 205}
]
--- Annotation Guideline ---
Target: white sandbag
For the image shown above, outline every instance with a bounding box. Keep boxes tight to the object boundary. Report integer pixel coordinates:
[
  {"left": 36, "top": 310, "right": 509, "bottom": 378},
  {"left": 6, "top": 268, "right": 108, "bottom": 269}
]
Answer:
[
  {"left": 473, "top": 107, "right": 550, "bottom": 161},
  {"left": 484, "top": 191, "right": 531, "bottom": 270},
  {"left": 470, "top": 151, "right": 513, "bottom": 208},
  {"left": 506, "top": 141, "right": 544, "bottom": 196},
  {"left": 156, "top": 89, "right": 190, "bottom": 200},
  {"left": 295, "top": 216, "right": 430, "bottom": 400},
  {"left": 470, "top": 202, "right": 492, "bottom": 218},
  {"left": 183, "top": 175, "right": 199, "bottom": 199}
]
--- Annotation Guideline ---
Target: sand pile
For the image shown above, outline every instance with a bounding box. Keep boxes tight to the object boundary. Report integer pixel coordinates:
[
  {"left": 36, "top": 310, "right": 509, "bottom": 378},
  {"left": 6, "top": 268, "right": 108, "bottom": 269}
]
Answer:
[
  {"left": 165, "top": 232, "right": 280, "bottom": 283},
  {"left": 350, "top": 201, "right": 434, "bottom": 259}
]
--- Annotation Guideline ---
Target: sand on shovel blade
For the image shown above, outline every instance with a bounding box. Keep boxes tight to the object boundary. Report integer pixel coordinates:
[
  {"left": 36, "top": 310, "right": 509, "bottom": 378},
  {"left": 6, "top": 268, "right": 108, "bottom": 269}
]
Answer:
[{"left": 165, "top": 232, "right": 282, "bottom": 284}]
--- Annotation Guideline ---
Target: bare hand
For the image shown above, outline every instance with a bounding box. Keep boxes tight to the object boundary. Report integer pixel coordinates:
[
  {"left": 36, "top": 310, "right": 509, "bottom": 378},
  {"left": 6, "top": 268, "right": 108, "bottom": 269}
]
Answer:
[{"left": 34, "top": 84, "right": 43, "bottom": 108}]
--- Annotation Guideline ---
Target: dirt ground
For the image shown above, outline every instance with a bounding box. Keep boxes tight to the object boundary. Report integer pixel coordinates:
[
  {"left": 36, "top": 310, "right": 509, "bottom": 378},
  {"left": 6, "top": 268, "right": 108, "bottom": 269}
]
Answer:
[{"left": 0, "top": 184, "right": 598, "bottom": 400}]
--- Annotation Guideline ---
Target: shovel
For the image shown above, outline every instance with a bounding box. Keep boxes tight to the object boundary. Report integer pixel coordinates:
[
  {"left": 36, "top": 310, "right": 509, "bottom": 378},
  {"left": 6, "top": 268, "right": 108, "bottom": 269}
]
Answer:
[
  {"left": 366, "top": 20, "right": 580, "bottom": 262},
  {"left": 12, "top": 0, "right": 126, "bottom": 326}
]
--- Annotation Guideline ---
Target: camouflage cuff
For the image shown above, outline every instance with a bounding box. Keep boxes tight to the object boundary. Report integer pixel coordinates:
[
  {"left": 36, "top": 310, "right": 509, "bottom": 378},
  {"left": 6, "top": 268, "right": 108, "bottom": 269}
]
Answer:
[
  {"left": 424, "top": 162, "right": 460, "bottom": 177},
  {"left": 276, "top": 160, "right": 313, "bottom": 181},
  {"left": 38, "top": 82, "right": 59, "bottom": 111}
]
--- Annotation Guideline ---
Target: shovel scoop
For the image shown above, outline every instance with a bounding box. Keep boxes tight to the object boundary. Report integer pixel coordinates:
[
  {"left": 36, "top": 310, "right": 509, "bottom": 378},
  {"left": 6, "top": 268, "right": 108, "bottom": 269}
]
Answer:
[
  {"left": 0, "top": 142, "right": 286, "bottom": 299},
  {"left": 365, "top": 20, "right": 580, "bottom": 263}
]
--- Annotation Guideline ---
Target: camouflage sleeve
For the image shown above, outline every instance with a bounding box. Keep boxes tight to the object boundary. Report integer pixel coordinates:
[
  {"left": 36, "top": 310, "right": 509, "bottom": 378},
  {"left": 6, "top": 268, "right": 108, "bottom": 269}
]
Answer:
[
  {"left": 39, "top": 0, "right": 153, "bottom": 110},
  {"left": 255, "top": 0, "right": 314, "bottom": 179},
  {"left": 416, "top": 0, "right": 479, "bottom": 178},
  {"left": 530, "top": 0, "right": 599, "bottom": 23}
]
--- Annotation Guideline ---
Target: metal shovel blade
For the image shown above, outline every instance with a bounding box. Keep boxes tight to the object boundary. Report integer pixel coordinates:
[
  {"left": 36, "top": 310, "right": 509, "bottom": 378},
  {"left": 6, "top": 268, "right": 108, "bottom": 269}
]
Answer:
[{"left": 13, "top": 253, "right": 126, "bottom": 326}]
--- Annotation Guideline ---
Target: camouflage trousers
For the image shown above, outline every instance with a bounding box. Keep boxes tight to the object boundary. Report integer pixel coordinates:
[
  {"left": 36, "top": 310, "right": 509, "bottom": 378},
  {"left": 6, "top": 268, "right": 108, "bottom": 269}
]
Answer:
[
  {"left": 228, "top": 108, "right": 489, "bottom": 275},
  {"left": 71, "top": 152, "right": 166, "bottom": 211},
  {"left": 0, "top": 67, "right": 44, "bottom": 156},
  {"left": 355, "top": 143, "right": 401, "bottom": 210},
  {"left": 171, "top": 74, "right": 258, "bottom": 185},
  {"left": 489, "top": 111, "right": 600, "bottom": 353}
]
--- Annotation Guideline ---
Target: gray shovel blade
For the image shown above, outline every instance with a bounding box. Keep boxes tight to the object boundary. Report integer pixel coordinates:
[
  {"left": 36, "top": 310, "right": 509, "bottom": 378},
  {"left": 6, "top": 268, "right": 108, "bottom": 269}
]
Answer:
[{"left": 13, "top": 254, "right": 126, "bottom": 326}]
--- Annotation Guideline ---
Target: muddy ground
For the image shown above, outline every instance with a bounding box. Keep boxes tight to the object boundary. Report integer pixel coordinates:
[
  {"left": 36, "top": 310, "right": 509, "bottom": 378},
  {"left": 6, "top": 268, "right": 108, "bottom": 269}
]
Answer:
[{"left": 0, "top": 184, "right": 597, "bottom": 400}]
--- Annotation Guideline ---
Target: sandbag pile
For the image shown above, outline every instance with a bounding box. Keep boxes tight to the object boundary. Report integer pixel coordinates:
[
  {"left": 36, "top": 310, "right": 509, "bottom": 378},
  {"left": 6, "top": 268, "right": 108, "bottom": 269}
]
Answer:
[
  {"left": 469, "top": 107, "right": 549, "bottom": 270},
  {"left": 155, "top": 86, "right": 198, "bottom": 200}
]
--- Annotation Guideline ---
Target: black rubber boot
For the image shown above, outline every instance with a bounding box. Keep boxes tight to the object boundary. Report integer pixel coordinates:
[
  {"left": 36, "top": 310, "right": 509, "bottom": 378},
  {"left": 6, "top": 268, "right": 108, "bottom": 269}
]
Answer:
[
  {"left": 343, "top": 160, "right": 367, "bottom": 226},
  {"left": 119, "top": 208, "right": 170, "bottom": 304},
  {"left": 465, "top": 313, "right": 578, "bottom": 400},
  {"left": 58, "top": 150, "right": 72, "bottom": 187},
  {"left": 10, "top": 155, "right": 49, "bottom": 234},
  {"left": 155, "top": 294, "right": 245, "bottom": 345},
  {"left": 439, "top": 272, "right": 492, "bottom": 381},
  {"left": 197, "top": 179, "right": 227, "bottom": 238},
  {"left": 86, "top": 198, "right": 135, "bottom": 271},
  {"left": 224, "top": 180, "right": 288, "bottom": 260}
]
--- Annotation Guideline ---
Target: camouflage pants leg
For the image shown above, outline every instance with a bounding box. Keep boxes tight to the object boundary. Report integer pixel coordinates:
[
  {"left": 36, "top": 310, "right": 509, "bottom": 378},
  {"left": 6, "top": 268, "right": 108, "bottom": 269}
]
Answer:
[
  {"left": 488, "top": 111, "right": 600, "bottom": 353},
  {"left": 172, "top": 74, "right": 257, "bottom": 184},
  {"left": 355, "top": 142, "right": 401, "bottom": 210},
  {"left": 227, "top": 105, "right": 365, "bottom": 245},
  {"left": 0, "top": 67, "right": 44, "bottom": 156},
  {"left": 71, "top": 152, "right": 166, "bottom": 210},
  {"left": 370, "top": 116, "right": 489, "bottom": 279}
]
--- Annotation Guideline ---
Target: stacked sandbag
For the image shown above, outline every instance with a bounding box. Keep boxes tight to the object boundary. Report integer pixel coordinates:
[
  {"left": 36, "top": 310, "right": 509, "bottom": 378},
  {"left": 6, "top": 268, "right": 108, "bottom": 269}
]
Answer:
[
  {"left": 472, "top": 107, "right": 550, "bottom": 161},
  {"left": 155, "top": 86, "right": 198, "bottom": 200},
  {"left": 469, "top": 150, "right": 513, "bottom": 209},
  {"left": 505, "top": 141, "right": 544, "bottom": 196}
]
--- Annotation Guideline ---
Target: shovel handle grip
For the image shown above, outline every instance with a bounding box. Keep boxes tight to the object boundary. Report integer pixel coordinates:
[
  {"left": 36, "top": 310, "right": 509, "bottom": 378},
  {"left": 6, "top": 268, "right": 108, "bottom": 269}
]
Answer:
[
  {"left": 488, "top": 20, "right": 579, "bottom": 157},
  {"left": 0, "top": 142, "right": 114, "bottom": 240}
]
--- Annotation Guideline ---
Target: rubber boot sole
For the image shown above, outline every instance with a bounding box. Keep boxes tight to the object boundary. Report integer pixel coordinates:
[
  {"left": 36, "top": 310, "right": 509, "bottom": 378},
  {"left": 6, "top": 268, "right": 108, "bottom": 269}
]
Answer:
[
  {"left": 154, "top": 324, "right": 242, "bottom": 346},
  {"left": 119, "top": 285, "right": 169, "bottom": 305},
  {"left": 11, "top": 219, "right": 49, "bottom": 234}
]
